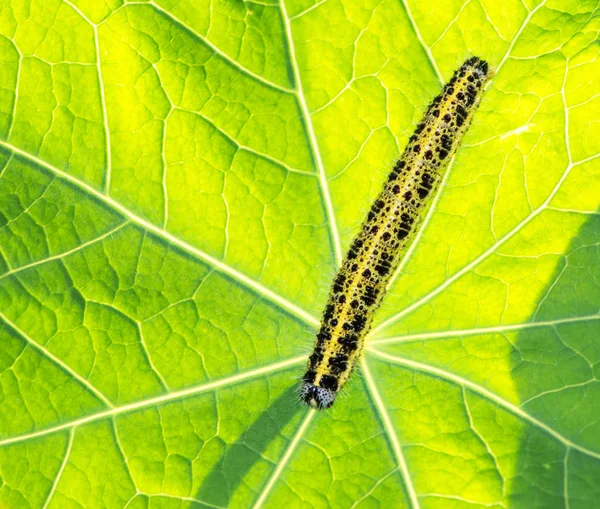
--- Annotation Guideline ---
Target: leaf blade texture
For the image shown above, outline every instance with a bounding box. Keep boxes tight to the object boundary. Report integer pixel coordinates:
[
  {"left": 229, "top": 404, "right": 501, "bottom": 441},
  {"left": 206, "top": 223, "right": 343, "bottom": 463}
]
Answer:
[{"left": 0, "top": 0, "right": 599, "bottom": 507}]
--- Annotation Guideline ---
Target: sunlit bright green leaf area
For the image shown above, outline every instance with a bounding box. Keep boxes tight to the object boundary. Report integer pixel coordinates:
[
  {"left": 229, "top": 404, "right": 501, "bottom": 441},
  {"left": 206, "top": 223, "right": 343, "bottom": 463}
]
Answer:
[{"left": 0, "top": 0, "right": 599, "bottom": 507}]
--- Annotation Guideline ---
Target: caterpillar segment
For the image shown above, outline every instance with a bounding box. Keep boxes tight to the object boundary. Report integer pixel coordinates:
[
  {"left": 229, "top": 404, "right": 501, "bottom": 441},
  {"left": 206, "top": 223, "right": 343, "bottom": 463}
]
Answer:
[{"left": 301, "top": 57, "right": 492, "bottom": 409}]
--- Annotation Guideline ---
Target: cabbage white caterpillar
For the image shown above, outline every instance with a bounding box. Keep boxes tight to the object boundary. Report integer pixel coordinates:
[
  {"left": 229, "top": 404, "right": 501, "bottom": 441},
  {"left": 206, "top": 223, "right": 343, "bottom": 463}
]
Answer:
[{"left": 301, "top": 57, "right": 492, "bottom": 409}]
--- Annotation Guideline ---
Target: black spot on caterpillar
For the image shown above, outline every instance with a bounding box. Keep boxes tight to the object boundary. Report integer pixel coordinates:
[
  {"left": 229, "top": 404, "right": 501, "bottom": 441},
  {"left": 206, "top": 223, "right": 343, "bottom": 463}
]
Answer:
[{"left": 300, "top": 57, "right": 492, "bottom": 410}]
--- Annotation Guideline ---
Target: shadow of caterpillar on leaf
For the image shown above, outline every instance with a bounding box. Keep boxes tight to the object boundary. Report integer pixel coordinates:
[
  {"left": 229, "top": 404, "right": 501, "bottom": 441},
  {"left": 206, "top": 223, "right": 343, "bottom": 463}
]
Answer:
[{"left": 195, "top": 385, "right": 301, "bottom": 506}]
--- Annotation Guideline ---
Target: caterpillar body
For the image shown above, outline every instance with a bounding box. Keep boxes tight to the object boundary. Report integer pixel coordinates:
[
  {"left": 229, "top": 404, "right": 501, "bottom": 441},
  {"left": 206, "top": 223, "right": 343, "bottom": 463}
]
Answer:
[{"left": 301, "top": 57, "right": 492, "bottom": 409}]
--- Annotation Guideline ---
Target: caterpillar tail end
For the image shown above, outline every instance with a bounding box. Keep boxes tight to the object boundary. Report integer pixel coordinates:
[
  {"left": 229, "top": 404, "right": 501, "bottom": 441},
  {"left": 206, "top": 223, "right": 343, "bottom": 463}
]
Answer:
[
  {"left": 300, "top": 383, "right": 336, "bottom": 410},
  {"left": 465, "top": 56, "right": 494, "bottom": 79}
]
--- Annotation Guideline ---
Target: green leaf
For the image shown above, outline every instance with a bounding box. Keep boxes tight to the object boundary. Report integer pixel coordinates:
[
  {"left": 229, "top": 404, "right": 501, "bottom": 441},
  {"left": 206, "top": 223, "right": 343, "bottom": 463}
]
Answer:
[{"left": 0, "top": 0, "right": 599, "bottom": 507}]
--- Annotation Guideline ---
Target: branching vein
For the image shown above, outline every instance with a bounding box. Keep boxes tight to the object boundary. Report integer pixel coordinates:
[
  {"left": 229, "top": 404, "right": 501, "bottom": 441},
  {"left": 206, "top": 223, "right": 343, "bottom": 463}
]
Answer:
[
  {"left": 0, "top": 140, "right": 320, "bottom": 329},
  {"left": 0, "top": 312, "right": 113, "bottom": 408},
  {"left": 0, "top": 356, "right": 304, "bottom": 447},
  {"left": 369, "top": 349, "right": 600, "bottom": 460},
  {"left": 280, "top": 0, "right": 344, "bottom": 267}
]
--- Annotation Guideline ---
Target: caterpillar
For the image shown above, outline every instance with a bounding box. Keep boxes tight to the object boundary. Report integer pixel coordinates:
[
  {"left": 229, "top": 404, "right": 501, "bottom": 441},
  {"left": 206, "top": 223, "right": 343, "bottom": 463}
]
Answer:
[{"left": 301, "top": 57, "right": 492, "bottom": 409}]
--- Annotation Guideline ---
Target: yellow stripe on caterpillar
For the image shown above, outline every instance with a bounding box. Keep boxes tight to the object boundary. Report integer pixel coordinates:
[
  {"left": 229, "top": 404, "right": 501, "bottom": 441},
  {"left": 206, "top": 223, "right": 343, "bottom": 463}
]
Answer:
[{"left": 301, "top": 57, "right": 492, "bottom": 410}]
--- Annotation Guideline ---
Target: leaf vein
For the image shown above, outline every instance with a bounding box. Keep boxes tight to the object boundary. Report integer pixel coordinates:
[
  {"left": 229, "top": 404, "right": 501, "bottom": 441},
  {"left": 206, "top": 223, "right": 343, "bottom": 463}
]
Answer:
[
  {"left": 252, "top": 409, "right": 316, "bottom": 508},
  {"left": 0, "top": 222, "right": 128, "bottom": 281},
  {"left": 369, "top": 348, "right": 600, "bottom": 460},
  {"left": 121, "top": 1, "right": 295, "bottom": 95},
  {"left": 62, "top": 0, "right": 113, "bottom": 194},
  {"left": 361, "top": 359, "right": 420, "bottom": 508},
  {"left": 398, "top": 0, "right": 444, "bottom": 83},
  {"left": 0, "top": 312, "right": 113, "bottom": 408},
  {"left": 280, "top": 0, "right": 343, "bottom": 266},
  {"left": 41, "top": 428, "right": 74, "bottom": 509},
  {"left": 370, "top": 314, "right": 600, "bottom": 345},
  {"left": 0, "top": 356, "right": 305, "bottom": 447},
  {"left": 0, "top": 140, "right": 319, "bottom": 328}
]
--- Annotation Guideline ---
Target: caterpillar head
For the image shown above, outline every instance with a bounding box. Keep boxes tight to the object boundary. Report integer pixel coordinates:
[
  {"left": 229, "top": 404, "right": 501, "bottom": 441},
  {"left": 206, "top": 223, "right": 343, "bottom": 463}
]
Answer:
[{"left": 300, "top": 383, "right": 336, "bottom": 410}]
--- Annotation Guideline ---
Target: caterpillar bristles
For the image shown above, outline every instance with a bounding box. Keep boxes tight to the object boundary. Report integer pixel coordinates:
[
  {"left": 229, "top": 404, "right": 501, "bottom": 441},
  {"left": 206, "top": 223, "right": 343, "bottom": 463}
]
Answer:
[{"left": 300, "top": 57, "right": 492, "bottom": 410}]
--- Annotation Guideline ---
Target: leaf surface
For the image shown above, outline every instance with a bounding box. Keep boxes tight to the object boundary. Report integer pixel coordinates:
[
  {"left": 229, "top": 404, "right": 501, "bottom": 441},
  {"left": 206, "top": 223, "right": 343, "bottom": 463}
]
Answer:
[{"left": 0, "top": 0, "right": 599, "bottom": 507}]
